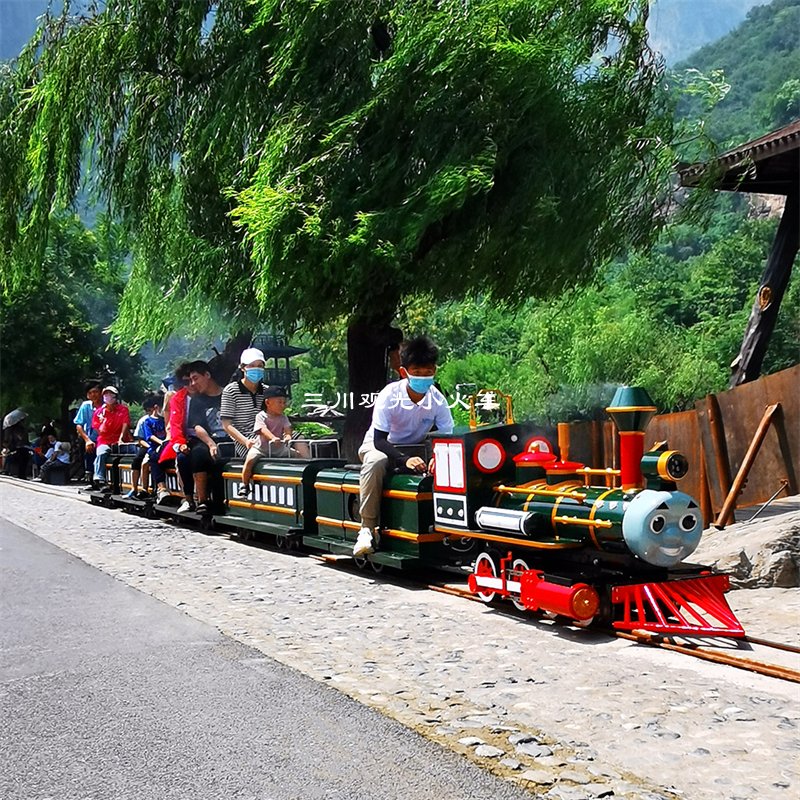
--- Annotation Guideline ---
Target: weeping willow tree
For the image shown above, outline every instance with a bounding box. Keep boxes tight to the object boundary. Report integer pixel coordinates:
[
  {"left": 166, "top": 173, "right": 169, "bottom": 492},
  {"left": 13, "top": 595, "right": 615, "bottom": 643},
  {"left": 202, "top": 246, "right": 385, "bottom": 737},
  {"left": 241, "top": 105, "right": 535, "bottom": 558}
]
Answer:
[{"left": 1, "top": 0, "right": 685, "bottom": 451}]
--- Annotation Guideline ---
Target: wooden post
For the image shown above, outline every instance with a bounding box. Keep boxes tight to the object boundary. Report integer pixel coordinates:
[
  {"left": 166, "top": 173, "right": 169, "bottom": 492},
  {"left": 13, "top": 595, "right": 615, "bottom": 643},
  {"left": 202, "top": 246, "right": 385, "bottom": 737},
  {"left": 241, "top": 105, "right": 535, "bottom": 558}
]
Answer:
[
  {"left": 713, "top": 403, "right": 781, "bottom": 529},
  {"left": 730, "top": 190, "right": 799, "bottom": 387},
  {"left": 698, "top": 442, "right": 712, "bottom": 529},
  {"left": 705, "top": 393, "right": 732, "bottom": 508}
]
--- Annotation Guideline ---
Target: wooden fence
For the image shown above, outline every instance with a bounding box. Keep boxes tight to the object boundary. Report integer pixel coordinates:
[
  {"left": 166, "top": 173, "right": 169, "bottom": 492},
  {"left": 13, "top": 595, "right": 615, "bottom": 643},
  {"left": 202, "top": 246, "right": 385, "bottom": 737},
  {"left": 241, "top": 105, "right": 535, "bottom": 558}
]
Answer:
[{"left": 560, "top": 365, "right": 799, "bottom": 527}]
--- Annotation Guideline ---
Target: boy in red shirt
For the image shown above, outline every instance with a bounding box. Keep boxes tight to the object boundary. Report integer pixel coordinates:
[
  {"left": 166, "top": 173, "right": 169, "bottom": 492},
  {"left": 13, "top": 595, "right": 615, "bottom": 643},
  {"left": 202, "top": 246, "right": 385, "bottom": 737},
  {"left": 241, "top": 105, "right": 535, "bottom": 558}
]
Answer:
[{"left": 91, "top": 385, "right": 130, "bottom": 488}]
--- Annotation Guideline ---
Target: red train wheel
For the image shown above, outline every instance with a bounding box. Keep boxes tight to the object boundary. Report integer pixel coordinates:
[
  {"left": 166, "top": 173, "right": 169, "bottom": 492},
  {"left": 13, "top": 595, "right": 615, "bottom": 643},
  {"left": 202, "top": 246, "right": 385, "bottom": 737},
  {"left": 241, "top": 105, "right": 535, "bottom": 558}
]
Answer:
[{"left": 473, "top": 551, "right": 499, "bottom": 604}]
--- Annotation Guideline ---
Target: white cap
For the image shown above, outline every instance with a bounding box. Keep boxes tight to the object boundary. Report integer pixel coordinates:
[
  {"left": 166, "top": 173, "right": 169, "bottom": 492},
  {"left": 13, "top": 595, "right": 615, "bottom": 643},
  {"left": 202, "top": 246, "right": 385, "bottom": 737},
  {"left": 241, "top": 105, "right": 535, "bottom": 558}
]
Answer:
[
  {"left": 240, "top": 347, "right": 265, "bottom": 366},
  {"left": 102, "top": 385, "right": 119, "bottom": 395}
]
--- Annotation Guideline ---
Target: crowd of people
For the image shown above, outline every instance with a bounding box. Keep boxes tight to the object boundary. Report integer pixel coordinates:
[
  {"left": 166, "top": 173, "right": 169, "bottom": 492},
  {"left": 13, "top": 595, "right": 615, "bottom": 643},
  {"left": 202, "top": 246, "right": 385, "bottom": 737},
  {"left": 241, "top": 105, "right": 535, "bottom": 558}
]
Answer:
[
  {"left": 1, "top": 347, "right": 305, "bottom": 508},
  {"left": 3, "top": 336, "right": 454, "bottom": 558}
]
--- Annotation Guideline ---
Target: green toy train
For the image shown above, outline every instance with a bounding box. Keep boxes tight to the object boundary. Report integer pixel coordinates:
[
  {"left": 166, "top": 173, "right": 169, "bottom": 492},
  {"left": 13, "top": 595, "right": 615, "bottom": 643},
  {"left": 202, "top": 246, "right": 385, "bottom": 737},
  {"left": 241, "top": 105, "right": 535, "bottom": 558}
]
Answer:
[{"left": 91, "top": 386, "right": 744, "bottom": 638}]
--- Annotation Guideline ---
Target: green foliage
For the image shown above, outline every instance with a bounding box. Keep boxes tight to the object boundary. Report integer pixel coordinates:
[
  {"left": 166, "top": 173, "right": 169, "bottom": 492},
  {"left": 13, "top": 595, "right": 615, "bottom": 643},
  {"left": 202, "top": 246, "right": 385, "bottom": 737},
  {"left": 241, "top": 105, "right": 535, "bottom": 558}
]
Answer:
[
  {"left": 0, "top": 214, "right": 147, "bottom": 425},
  {"left": 1, "top": 0, "right": 684, "bottom": 350},
  {"left": 233, "top": 0, "right": 683, "bottom": 327},
  {"left": 292, "top": 421, "right": 338, "bottom": 439},
  {"left": 768, "top": 78, "right": 800, "bottom": 127},
  {"left": 323, "top": 211, "right": 790, "bottom": 424},
  {"left": 464, "top": 215, "right": 795, "bottom": 420}
]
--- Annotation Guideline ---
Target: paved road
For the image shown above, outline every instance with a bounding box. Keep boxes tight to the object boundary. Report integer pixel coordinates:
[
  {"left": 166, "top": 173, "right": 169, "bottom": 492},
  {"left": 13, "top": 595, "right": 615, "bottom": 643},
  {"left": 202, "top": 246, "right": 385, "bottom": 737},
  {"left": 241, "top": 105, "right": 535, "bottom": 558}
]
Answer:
[
  {"left": 1, "top": 480, "right": 798, "bottom": 800},
  {"left": 0, "top": 518, "right": 534, "bottom": 800}
]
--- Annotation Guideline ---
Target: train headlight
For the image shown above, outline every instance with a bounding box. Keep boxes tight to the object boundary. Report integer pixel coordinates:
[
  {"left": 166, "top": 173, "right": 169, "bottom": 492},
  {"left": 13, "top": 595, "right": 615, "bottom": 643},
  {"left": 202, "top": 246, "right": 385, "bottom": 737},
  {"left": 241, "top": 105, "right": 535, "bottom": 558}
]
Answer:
[{"left": 641, "top": 450, "right": 689, "bottom": 484}]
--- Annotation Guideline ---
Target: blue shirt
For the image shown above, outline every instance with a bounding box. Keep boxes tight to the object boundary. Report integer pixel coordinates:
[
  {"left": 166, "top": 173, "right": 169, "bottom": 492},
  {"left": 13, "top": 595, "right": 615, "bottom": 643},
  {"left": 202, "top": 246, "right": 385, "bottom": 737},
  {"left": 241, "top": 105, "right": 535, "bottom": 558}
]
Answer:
[
  {"left": 141, "top": 415, "right": 167, "bottom": 456},
  {"left": 73, "top": 400, "right": 98, "bottom": 442}
]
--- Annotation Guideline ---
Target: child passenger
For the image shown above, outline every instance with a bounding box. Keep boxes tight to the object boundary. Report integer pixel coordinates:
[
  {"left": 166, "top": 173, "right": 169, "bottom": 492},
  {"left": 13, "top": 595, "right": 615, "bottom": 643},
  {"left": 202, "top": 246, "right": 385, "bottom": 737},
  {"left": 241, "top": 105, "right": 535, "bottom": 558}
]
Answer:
[
  {"left": 132, "top": 394, "right": 166, "bottom": 499},
  {"left": 237, "top": 386, "right": 309, "bottom": 499}
]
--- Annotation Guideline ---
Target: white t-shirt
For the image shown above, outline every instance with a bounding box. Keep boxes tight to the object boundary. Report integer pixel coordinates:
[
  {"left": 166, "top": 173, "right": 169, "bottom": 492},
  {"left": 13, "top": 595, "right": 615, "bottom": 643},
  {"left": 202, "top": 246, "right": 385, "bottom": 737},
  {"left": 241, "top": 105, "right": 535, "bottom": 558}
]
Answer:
[
  {"left": 46, "top": 441, "right": 71, "bottom": 464},
  {"left": 362, "top": 380, "right": 453, "bottom": 447}
]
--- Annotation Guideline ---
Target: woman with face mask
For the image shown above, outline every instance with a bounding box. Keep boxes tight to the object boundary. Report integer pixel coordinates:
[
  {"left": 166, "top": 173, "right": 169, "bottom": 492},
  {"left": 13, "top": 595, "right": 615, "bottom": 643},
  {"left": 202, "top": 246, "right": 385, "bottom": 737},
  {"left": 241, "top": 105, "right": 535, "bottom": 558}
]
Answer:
[
  {"left": 220, "top": 347, "right": 268, "bottom": 460},
  {"left": 90, "top": 385, "right": 130, "bottom": 489}
]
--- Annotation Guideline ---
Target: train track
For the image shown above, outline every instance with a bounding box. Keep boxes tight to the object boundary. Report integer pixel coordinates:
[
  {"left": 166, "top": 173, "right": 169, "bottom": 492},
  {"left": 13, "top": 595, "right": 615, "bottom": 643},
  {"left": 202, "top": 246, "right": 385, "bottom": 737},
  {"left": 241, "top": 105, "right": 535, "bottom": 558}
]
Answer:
[{"left": 616, "top": 630, "right": 800, "bottom": 683}]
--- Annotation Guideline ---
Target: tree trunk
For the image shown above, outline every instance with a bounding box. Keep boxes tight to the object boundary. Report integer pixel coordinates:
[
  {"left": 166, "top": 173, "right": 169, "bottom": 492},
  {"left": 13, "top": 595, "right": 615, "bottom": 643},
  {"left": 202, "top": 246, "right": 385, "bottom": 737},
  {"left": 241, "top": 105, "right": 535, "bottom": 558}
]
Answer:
[
  {"left": 209, "top": 332, "right": 253, "bottom": 385},
  {"left": 343, "top": 317, "right": 402, "bottom": 461},
  {"left": 729, "top": 190, "right": 799, "bottom": 387}
]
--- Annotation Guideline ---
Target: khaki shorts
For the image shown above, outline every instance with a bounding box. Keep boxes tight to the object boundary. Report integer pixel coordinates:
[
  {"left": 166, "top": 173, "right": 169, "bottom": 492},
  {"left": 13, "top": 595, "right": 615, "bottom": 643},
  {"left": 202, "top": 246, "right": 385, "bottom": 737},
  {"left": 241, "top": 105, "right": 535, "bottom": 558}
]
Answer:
[{"left": 247, "top": 441, "right": 292, "bottom": 459}]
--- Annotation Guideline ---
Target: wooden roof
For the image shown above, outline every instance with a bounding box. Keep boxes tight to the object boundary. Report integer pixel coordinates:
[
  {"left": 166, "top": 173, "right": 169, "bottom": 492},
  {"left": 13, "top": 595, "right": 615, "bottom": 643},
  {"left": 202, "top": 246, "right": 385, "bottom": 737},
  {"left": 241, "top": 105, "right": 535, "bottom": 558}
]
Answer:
[{"left": 678, "top": 119, "right": 800, "bottom": 195}]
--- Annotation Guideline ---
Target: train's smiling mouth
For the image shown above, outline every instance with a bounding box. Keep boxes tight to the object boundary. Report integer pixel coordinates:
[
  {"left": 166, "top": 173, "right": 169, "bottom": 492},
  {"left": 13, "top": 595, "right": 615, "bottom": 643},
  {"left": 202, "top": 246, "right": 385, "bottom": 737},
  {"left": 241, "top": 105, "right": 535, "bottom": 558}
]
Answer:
[{"left": 659, "top": 546, "right": 683, "bottom": 556}]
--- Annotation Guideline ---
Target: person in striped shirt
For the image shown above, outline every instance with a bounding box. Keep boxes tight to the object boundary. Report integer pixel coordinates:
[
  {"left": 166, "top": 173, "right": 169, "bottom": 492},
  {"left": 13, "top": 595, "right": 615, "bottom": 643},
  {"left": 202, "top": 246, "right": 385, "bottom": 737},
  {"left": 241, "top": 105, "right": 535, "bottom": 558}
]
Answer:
[{"left": 220, "top": 347, "right": 267, "bottom": 458}]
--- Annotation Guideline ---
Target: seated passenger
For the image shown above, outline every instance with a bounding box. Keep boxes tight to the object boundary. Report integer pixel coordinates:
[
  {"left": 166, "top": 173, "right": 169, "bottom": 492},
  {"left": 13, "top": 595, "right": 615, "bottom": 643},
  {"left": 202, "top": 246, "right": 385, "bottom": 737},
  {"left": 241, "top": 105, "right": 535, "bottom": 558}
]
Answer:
[
  {"left": 137, "top": 393, "right": 167, "bottom": 500},
  {"left": 157, "top": 363, "right": 196, "bottom": 510},
  {"left": 38, "top": 431, "right": 72, "bottom": 482},
  {"left": 126, "top": 400, "right": 152, "bottom": 498},
  {"left": 185, "top": 360, "right": 230, "bottom": 515},
  {"left": 237, "top": 386, "right": 310, "bottom": 499},
  {"left": 353, "top": 336, "right": 453, "bottom": 557},
  {"left": 91, "top": 386, "right": 130, "bottom": 489},
  {"left": 220, "top": 347, "right": 268, "bottom": 458}
]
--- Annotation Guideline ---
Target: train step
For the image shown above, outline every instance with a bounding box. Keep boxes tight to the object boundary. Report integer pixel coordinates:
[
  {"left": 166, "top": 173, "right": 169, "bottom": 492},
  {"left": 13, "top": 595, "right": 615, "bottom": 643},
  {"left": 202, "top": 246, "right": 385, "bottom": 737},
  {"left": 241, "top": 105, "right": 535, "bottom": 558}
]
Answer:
[
  {"left": 217, "top": 514, "right": 302, "bottom": 540},
  {"left": 303, "top": 534, "right": 420, "bottom": 569}
]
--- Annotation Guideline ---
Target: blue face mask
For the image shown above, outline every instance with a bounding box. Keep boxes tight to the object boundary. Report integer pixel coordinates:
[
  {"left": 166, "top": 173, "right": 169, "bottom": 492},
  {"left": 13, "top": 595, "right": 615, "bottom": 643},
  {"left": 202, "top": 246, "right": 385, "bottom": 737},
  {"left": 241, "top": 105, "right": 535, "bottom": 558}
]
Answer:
[
  {"left": 244, "top": 367, "right": 265, "bottom": 383},
  {"left": 406, "top": 374, "right": 435, "bottom": 394}
]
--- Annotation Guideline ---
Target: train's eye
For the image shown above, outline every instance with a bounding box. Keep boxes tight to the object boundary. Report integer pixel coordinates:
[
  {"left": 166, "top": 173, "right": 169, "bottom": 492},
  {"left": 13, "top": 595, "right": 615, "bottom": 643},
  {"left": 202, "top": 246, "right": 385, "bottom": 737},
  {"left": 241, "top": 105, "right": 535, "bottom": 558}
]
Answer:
[
  {"left": 680, "top": 513, "right": 698, "bottom": 531},
  {"left": 650, "top": 515, "right": 665, "bottom": 534}
]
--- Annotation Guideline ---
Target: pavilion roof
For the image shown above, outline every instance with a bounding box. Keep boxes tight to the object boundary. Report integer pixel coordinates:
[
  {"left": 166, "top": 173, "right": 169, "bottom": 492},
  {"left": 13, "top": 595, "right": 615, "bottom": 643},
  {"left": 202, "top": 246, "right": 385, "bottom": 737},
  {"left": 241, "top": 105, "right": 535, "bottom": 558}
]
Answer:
[{"left": 677, "top": 119, "right": 800, "bottom": 195}]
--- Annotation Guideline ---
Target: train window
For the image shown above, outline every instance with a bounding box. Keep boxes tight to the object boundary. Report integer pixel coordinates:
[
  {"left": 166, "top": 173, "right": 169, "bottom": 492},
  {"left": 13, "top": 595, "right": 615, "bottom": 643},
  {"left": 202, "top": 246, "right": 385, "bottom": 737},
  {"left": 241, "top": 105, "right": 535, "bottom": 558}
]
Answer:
[
  {"left": 287, "top": 487, "right": 294, "bottom": 506},
  {"left": 433, "top": 441, "right": 465, "bottom": 491},
  {"left": 270, "top": 485, "right": 277, "bottom": 504}
]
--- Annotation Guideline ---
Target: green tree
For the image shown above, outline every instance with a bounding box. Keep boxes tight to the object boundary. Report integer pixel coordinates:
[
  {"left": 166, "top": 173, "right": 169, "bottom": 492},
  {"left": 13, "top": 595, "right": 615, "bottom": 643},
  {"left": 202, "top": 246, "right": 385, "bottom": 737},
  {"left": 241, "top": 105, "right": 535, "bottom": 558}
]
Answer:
[
  {"left": 676, "top": 0, "right": 800, "bottom": 146},
  {"left": 0, "top": 215, "right": 146, "bottom": 429},
  {"left": 1, "top": 0, "right": 687, "bottom": 453}
]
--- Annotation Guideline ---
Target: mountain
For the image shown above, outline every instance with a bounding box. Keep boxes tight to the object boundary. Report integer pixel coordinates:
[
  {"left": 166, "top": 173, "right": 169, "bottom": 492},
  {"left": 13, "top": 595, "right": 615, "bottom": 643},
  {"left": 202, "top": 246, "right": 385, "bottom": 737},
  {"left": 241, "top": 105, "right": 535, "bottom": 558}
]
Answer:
[
  {"left": 675, "top": 0, "right": 800, "bottom": 147},
  {"left": 647, "top": 0, "right": 769, "bottom": 63}
]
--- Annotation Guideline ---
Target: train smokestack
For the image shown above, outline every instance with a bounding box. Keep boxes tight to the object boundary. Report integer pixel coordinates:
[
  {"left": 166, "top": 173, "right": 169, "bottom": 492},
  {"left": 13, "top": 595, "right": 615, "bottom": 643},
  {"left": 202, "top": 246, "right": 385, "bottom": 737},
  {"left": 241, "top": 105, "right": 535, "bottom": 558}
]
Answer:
[{"left": 606, "top": 387, "right": 657, "bottom": 492}]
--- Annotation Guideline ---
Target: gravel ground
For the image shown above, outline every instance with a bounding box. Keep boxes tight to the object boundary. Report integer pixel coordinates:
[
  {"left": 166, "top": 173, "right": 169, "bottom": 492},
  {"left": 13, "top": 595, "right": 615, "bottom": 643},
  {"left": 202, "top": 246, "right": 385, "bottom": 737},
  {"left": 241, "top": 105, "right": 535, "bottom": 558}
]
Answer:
[{"left": 1, "top": 478, "right": 798, "bottom": 800}]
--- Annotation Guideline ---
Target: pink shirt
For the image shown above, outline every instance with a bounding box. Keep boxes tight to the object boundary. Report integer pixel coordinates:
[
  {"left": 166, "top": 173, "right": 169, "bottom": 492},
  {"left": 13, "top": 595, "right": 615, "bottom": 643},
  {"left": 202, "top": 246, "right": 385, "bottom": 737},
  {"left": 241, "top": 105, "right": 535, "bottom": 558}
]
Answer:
[{"left": 254, "top": 410, "right": 291, "bottom": 447}]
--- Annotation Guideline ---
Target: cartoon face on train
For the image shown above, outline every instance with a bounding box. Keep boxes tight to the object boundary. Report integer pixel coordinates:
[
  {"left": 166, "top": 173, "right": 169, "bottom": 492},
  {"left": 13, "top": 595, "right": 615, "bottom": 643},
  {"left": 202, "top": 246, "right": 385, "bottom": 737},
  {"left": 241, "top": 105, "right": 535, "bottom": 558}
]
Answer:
[{"left": 621, "top": 489, "right": 703, "bottom": 567}]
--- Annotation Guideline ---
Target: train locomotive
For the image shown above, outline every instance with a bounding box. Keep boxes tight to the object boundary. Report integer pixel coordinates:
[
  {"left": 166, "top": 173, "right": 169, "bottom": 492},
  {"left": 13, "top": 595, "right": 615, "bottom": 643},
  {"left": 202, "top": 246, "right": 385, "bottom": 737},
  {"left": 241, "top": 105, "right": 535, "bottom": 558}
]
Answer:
[{"left": 93, "top": 386, "right": 745, "bottom": 638}]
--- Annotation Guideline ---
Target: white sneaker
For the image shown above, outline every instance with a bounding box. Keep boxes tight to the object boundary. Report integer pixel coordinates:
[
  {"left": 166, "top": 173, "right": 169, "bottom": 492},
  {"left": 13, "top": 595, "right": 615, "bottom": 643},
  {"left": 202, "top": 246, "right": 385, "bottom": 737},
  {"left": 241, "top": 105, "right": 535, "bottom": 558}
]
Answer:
[
  {"left": 353, "top": 527, "right": 375, "bottom": 557},
  {"left": 156, "top": 488, "right": 171, "bottom": 504},
  {"left": 177, "top": 499, "right": 195, "bottom": 514}
]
